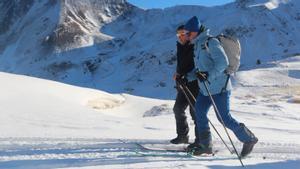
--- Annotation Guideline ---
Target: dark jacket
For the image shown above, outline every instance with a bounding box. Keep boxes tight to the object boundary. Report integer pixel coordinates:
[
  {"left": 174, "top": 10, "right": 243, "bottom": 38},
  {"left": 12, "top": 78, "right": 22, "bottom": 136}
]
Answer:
[{"left": 176, "top": 42, "right": 195, "bottom": 77}]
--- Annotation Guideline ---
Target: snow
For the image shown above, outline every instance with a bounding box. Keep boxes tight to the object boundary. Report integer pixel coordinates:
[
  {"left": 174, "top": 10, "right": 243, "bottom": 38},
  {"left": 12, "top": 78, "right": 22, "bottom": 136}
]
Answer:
[
  {"left": 250, "top": 0, "right": 290, "bottom": 10},
  {"left": 1, "top": 55, "right": 300, "bottom": 168},
  {"left": 0, "top": 0, "right": 300, "bottom": 168}
]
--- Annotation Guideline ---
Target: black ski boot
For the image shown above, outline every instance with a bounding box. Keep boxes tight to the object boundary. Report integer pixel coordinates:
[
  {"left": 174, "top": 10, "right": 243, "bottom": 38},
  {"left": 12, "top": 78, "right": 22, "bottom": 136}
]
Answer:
[
  {"left": 187, "top": 142, "right": 212, "bottom": 155},
  {"left": 241, "top": 138, "right": 258, "bottom": 158},
  {"left": 239, "top": 123, "right": 258, "bottom": 158},
  {"left": 170, "top": 135, "right": 189, "bottom": 144},
  {"left": 186, "top": 130, "right": 212, "bottom": 156},
  {"left": 186, "top": 142, "right": 199, "bottom": 152}
]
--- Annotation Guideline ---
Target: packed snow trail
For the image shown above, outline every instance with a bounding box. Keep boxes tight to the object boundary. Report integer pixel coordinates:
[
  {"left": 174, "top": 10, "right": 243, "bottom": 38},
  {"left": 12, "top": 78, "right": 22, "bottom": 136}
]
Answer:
[{"left": 1, "top": 138, "right": 300, "bottom": 169}]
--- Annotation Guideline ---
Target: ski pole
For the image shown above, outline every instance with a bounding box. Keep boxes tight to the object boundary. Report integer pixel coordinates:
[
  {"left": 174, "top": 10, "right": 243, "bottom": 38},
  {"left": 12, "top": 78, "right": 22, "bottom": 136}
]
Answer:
[
  {"left": 176, "top": 81, "right": 233, "bottom": 155},
  {"left": 200, "top": 78, "right": 244, "bottom": 167}
]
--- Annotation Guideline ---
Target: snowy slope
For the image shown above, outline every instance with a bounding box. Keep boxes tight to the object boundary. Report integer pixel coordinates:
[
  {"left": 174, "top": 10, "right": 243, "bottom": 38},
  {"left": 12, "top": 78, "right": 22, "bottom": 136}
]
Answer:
[
  {"left": 0, "top": 56, "right": 300, "bottom": 168},
  {"left": 0, "top": 0, "right": 300, "bottom": 98},
  {"left": 0, "top": 71, "right": 165, "bottom": 139}
]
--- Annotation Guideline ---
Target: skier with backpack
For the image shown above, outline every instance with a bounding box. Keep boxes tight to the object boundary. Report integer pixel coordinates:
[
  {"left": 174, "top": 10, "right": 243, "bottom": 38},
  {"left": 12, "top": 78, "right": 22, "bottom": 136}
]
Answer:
[
  {"left": 183, "top": 16, "right": 258, "bottom": 158},
  {"left": 170, "top": 25, "right": 200, "bottom": 144}
]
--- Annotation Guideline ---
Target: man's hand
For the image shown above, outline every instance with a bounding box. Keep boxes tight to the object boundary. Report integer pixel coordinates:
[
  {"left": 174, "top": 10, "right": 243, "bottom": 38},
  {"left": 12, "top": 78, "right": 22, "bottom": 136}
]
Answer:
[
  {"left": 196, "top": 71, "right": 209, "bottom": 82},
  {"left": 176, "top": 75, "right": 188, "bottom": 85}
]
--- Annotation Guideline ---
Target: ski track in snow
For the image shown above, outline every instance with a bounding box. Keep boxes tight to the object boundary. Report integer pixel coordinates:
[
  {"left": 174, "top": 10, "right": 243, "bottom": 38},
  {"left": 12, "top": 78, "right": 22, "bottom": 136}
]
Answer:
[{"left": 1, "top": 138, "right": 300, "bottom": 169}]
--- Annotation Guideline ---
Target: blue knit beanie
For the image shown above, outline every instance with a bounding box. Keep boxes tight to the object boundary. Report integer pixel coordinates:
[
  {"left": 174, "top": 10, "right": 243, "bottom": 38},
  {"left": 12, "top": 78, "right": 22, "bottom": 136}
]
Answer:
[{"left": 184, "top": 16, "right": 200, "bottom": 32}]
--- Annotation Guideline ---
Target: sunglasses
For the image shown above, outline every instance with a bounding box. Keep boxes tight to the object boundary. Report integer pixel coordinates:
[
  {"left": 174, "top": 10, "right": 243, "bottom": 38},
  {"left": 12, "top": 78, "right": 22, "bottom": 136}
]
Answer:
[{"left": 176, "top": 31, "right": 190, "bottom": 37}]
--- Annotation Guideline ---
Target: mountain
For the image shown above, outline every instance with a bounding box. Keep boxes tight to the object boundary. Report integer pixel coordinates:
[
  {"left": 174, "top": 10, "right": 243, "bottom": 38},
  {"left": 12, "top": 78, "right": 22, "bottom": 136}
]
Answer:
[
  {"left": 0, "top": 0, "right": 299, "bottom": 98},
  {"left": 0, "top": 0, "right": 133, "bottom": 75},
  {"left": 0, "top": 1, "right": 300, "bottom": 168}
]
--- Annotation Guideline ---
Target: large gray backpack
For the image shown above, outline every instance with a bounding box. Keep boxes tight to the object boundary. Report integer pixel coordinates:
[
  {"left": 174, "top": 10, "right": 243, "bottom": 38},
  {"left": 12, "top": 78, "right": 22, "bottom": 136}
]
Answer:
[{"left": 205, "top": 34, "right": 241, "bottom": 75}]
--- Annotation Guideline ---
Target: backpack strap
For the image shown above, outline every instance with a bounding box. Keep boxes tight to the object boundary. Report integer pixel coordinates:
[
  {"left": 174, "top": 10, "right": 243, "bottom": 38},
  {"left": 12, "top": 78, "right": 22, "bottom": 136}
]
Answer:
[
  {"left": 203, "top": 35, "right": 223, "bottom": 50},
  {"left": 221, "top": 74, "right": 230, "bottom": 93}
]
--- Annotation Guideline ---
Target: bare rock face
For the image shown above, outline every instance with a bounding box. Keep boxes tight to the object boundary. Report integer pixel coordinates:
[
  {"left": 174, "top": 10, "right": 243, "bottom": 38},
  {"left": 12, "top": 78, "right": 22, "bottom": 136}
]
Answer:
[
  {"left": 0, "top": 0, "right": 133, "bottom": 53},
  {"left": 51, "top": 0, "right": 134, "bottom": 50}
]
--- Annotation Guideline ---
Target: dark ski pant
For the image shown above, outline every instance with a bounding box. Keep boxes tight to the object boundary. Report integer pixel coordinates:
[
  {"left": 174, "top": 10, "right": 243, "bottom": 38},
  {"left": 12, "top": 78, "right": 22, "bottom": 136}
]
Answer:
[
  {"left": 195, "top": 91, "right": 254, "bottom": 143},
  {"left": 173, "top": 80, "right": 199, "bottom": 140}
]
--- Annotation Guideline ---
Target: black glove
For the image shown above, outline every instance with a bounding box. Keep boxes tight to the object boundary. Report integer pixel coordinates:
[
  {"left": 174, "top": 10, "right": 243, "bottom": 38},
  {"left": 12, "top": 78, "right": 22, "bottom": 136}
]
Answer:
[
  {"left": 196, "top": 71, "right": 209, "bottom": 82},
  {"left": 176, "top": 75, "right": 188, "bottom": 85}
]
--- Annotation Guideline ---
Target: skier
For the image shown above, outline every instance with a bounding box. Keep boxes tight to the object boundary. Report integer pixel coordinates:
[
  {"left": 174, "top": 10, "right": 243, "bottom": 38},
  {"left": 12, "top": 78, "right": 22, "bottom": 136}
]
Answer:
[
  {"left": 183, "top": 16, "right": 258, "bottom": 157},
  {"left": 170, "top": 25, "right": 200, "bottom": 144}
]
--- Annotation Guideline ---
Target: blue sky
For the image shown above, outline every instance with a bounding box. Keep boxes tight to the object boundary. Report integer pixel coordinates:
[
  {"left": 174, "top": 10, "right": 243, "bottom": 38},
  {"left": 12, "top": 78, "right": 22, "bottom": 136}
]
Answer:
[{"left": 127, "top": 0, "right": 235, "bottom": 9}]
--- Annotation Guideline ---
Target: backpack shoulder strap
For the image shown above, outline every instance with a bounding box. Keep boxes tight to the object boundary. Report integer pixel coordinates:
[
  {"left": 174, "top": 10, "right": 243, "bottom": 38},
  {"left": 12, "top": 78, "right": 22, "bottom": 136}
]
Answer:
[
  {"left": 221, "top": 74, "right": 230, "bottom": 93},
  {"left": 205, "top": 35, "right": 224, "bottom": 47},
  {"left": 203, "top": 36, "right": 217, "bottom": 50}
]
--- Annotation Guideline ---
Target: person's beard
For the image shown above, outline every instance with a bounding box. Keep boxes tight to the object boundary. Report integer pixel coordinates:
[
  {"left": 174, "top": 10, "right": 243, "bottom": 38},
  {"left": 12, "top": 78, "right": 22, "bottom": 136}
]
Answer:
[{"left": 178, "top": 40, "right": 187, "bottom": 45}]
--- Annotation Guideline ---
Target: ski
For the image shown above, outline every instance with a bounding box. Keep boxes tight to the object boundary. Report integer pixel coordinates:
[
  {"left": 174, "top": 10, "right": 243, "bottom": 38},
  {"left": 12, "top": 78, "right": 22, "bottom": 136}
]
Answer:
[
  {"left": 135, "top": 142, "right": 225, "bottom": 159},
  {"left": 136, "top": 142, "right": 187, "bottom": 152}
]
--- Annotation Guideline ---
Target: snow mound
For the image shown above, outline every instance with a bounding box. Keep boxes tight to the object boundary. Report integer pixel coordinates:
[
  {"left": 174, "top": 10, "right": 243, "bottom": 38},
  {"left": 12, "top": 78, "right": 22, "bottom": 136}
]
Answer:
[
  {"left": 143, "top": 104, "right": 173, "bottom": 117},
  {"left": 87, "top": 96, "right": 125, "bottom": 110}
]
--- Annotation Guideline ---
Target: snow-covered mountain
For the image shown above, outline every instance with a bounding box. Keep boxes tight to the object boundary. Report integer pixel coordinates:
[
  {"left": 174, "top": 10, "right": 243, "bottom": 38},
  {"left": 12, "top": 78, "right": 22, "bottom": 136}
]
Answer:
[
  {"left": 1, "top": 1, "right": 300, "bottom": 168},
  {"left": 0, "top": 0, "right": 300, "bottom": 98}
]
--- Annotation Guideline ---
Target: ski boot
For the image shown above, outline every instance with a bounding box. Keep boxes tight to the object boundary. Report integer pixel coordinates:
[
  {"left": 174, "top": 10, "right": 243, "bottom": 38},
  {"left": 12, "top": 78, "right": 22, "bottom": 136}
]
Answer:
[
  {"left": 241, "top": 137, "right": 258, "bottom": 157},
  {"left": 187, "top": 142, "right": 213, "bottom": 156},
  {"left": 187, "top": 130, "right": 212, "bottom": 156},
  {"left": 239, "top": 123, "right": 258, "bottom": 158},
  {"left": 170, "top": 135, "right": 189, "bottom": 144}
]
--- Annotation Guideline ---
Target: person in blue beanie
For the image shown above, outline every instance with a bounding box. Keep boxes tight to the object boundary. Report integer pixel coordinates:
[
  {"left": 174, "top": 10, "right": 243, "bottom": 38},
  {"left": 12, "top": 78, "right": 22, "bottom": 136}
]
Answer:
[
  {"left": 170, "top": 25, "right": 200, "bottom": 144},
  {"left": 183, "top": 16, "right": 258, "bottom": 157}
]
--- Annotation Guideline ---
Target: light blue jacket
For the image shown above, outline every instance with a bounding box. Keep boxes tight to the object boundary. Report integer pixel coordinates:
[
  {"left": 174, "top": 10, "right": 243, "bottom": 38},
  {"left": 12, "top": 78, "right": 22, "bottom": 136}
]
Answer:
[{"left": 187, "top": 30, "right": 232, "bottom": 96}]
